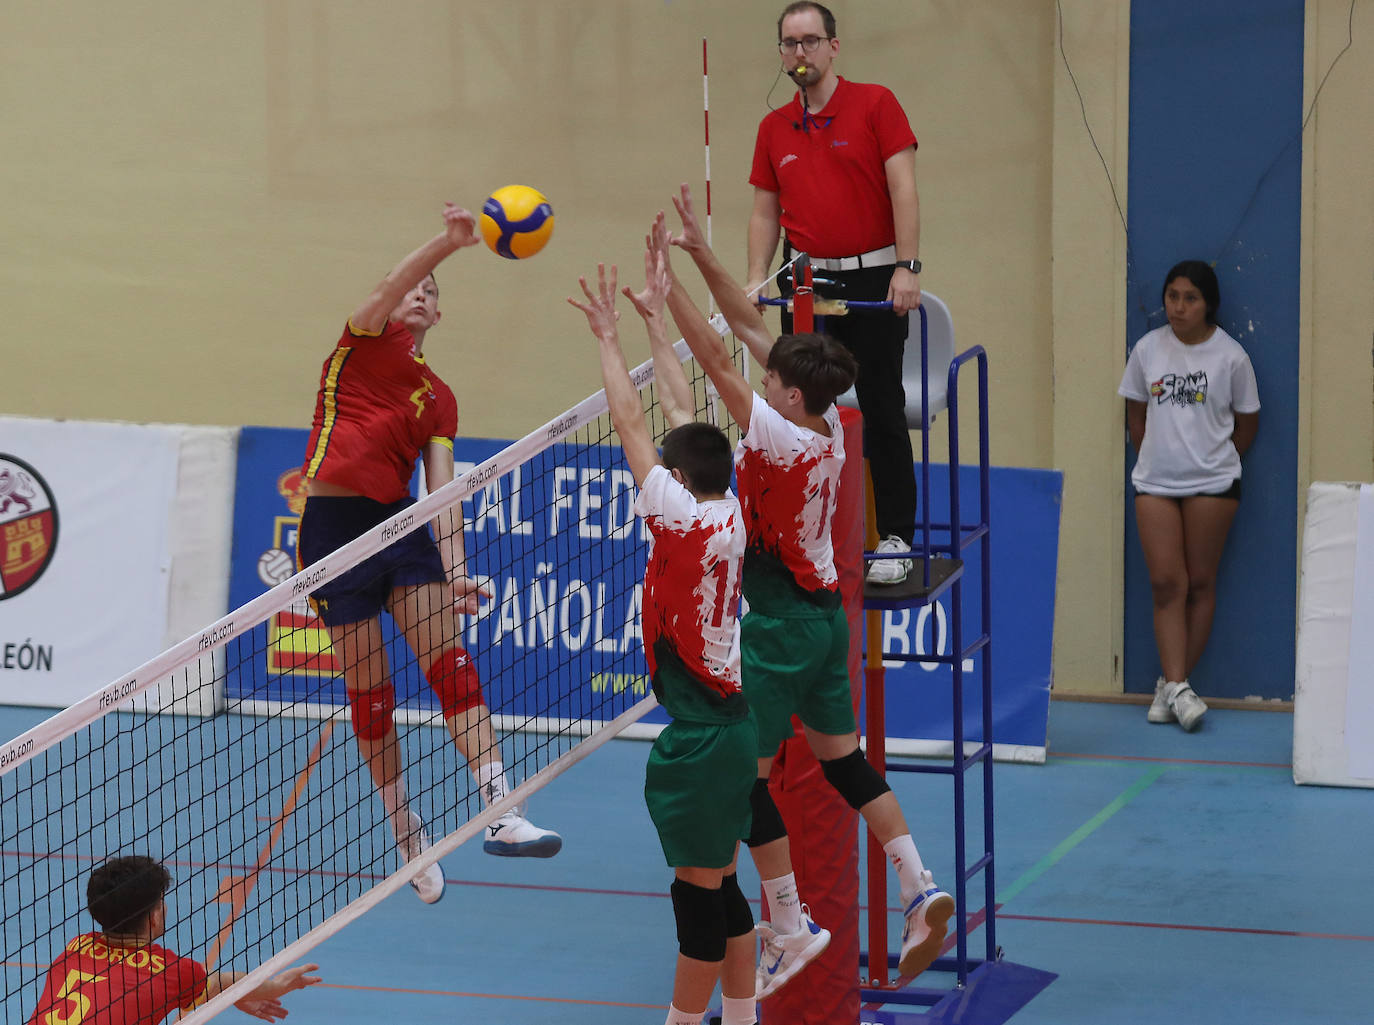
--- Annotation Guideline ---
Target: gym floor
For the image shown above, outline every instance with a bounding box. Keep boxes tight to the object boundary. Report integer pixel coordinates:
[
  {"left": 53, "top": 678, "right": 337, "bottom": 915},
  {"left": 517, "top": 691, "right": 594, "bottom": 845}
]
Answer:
[{"left": 2, "top": 699, "right": 1370, "bottom": 1025}]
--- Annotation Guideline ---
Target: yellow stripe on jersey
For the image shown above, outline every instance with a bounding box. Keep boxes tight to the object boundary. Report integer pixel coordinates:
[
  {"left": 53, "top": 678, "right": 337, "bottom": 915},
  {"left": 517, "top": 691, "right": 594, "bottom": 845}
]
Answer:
[
  {"left": 429, "top": 436, "right": 454, "bottom": 451},
  {"left": 345, "top": 317, "right": 385, "bottom": 338},
  {"left": 304, "top": 347, "right": 353, "bottom": 479}
]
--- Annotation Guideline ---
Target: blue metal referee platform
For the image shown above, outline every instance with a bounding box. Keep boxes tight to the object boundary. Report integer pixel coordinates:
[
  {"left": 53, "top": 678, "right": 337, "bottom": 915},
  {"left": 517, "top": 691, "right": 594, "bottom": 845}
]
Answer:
[{"left": 812, "top": 273, "right": 1056, "bottom": 1023}]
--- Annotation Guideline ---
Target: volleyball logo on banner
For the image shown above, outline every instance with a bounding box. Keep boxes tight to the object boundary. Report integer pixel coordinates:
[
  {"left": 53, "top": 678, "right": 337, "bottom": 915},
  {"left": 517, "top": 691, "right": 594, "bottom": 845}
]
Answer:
[{"left": 0, "top": 454, "right": 59, "bottom": 601}]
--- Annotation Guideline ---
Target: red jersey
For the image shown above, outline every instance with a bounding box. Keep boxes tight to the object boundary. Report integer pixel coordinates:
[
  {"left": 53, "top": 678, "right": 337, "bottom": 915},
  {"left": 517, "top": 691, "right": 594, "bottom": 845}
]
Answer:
[
  {"left": 28, "top": 934, "right": 208, "bottom": 1025},
  {"left": 302, "top": 319, "right": 459, "bottom": 504},
  {"left": 735, "top": 394, "right": 844, "bottom": 612},
  {"left": 633, "top": 465, "right": 745, "bottom": 722},
  {"left": 749, "top": 78, "right": 917, "bottom": 259}
]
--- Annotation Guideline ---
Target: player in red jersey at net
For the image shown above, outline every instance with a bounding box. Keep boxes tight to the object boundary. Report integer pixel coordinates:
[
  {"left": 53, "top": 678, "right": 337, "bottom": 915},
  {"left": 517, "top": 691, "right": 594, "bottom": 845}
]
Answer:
[
  {"left": 298, "top": 202, "right": 561, "bottom": 905},
  {"left": 28, "top": 856, "right": 319, "bottom": 1024}
]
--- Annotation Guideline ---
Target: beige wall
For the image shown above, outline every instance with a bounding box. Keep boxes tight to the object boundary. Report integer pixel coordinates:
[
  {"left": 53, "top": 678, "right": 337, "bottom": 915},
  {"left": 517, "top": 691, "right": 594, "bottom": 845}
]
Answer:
[{"left": 1, "top": 2, "right": 1369, "bottom": 692}]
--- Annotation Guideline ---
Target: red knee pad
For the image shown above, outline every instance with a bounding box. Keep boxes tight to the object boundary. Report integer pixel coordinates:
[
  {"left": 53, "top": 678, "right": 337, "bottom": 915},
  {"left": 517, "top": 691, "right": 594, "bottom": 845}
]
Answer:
[
  {"left": 425, "top": 646, "right": 484, "bottom": 718},
  {"left": 345, "top": 682, "right": 395, "bottom": 741}
]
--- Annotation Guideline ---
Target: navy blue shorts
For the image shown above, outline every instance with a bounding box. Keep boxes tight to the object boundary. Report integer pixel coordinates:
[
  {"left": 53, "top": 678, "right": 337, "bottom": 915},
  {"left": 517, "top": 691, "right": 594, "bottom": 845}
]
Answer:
[{"left": 298, "top": 495, "right": 446, "bottom": 627}]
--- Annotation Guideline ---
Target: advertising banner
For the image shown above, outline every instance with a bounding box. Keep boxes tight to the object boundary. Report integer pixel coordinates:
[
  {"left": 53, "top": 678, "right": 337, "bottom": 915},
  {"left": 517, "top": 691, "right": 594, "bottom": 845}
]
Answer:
[
  {"left": 0, "top": 417, "right": 179, "bottom": 707},
  {"left": 229, "top": 427, "right": 1060, "bottom": 755}
]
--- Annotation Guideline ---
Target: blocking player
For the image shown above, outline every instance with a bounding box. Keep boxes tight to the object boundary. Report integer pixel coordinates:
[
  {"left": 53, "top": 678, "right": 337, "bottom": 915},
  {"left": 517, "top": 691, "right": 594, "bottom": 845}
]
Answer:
[
  {"left": 569, "top": 247, "right": 759, "bottom": 1025},
  {"left": 298, "top": 202, "right": 560, "bottom": 905},
  {"left": 661, "top": 184, "right": 954, "bottom": 994},
  {"left": 28, "top": 855, "right": 320, "bottom": 1024}
]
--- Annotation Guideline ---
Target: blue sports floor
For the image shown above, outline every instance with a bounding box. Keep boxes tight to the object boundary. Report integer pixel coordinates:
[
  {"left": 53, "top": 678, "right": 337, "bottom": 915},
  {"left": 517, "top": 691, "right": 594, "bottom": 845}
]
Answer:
[{"left": 3, "top": 699, "right": 1371, "bottom": 1024}]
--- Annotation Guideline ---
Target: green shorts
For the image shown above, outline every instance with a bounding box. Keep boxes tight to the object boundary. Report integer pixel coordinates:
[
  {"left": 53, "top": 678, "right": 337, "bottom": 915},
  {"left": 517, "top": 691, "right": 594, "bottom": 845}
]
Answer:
[
  {"left": 742, "top": 604, "right": 856, "bottom": 756},
  {"left": 644, "top": 717, "right": 757, "bottom": 869}
]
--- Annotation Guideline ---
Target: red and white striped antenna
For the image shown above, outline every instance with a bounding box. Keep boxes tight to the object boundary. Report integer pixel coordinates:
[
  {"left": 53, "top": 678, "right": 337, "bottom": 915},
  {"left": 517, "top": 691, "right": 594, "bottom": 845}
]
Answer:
[{"left": 702, "top": 37, "right": 712, "bottom": 249}]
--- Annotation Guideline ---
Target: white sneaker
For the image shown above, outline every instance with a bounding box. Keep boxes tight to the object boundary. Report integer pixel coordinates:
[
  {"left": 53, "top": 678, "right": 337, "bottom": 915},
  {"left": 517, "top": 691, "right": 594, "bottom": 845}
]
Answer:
[
  {"left": 898, "top": 874, "right": 955, "bottom": 979},
  {"left": 482, "top": 811, "right": 563, "bottom": 858},
  {"left": 392, "top": 809, "right": 446, "bottom": 904},
  {"left": 1167, "top": 681, "right": 1208, "bottom": 732},
  {"left": 868, "top": 535, "right": 912, "bottom": 585},
  {"left": 755, "top": 906, "right": 831, "bottom": 1000},
  {"left": 1147, "top": 677, "right": 1176, "bottom": 723}
]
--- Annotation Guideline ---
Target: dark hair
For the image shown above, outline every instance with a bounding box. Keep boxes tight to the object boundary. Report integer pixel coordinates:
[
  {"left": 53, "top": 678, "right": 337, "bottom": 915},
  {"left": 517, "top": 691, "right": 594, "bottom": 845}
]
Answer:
[
  {"left": 87, "top": 856, "right": 171, "bottom": 934},
  {"left": 661, "top": 422, "right": 734, "bottom": 496},
  {"left": 1162, "top": 260, "right": 1219, "bottom": 325},
  {"left": 778, "top": 2, "right": 836, "bottom": 40},
  {"left": 767, "top": 333, "right": 857, "bottom": 415}
]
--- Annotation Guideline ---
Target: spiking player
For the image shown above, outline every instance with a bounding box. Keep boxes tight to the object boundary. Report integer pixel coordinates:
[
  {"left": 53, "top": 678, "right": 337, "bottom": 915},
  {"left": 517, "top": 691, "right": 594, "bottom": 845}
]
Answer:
[
  {"left": 569, "top": 228, "right": 759, "bottom": 1025},
  {"left": 298, "top": 202, "right": 560, "bottom": 905},
  {"left": 661, "top": 184, "right": 954, "bottom": 996},
  {"left": 28, "top": 855, "right": 320, "bottom": 1023}
]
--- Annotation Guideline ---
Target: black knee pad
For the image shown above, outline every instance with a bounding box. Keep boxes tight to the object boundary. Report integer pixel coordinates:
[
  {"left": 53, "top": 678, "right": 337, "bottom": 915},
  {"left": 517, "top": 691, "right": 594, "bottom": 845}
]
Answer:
[
  {"left": 720, "top": 872, "right": 754, "bottom": 939},
  {"left": 670, "top": 878, "right": 726, "bottom": 962},
  {"left": 821, "top": 748, "right": 891, "bottom": 810},
  {"left": 745, "top": 778, "right": 788, "bottom": 848}
]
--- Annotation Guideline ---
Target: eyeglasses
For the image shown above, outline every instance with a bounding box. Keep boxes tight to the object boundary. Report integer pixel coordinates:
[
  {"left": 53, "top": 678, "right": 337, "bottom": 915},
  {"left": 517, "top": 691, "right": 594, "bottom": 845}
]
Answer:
[{"left": 778, "top": 35, "right": 830, "bottom": 55}]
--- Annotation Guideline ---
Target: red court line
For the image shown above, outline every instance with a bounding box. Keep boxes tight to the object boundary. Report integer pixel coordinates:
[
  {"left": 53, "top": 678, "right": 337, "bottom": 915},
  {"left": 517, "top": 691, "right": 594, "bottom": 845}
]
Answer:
[
  {"left": 0, "top": 961, "right": 663, "bottom": 1011},
  {"left": 2, "top": 846, "right": 683, "bottom": 902},
  {"left": 315, "top": 980, "right": 665, "bottom": 1009},
  {"left": 996, "top": 911, "right": 1374, "bottom": 942},
  {"left": 1050, "top": 751, "right": 1290, "bottom": 768}
]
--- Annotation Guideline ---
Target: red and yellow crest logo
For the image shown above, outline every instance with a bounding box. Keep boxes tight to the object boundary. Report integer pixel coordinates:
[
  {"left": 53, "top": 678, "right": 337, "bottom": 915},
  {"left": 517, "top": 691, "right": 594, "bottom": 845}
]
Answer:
[{"left": 0, "top": 455, "right": 59, "bottom": 600}]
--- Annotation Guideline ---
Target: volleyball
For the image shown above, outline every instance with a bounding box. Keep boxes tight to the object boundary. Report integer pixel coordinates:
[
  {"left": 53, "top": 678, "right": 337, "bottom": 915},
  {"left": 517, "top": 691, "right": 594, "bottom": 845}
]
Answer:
[{"left": 480, "top": 184, "right": 555, "bottom": 260}]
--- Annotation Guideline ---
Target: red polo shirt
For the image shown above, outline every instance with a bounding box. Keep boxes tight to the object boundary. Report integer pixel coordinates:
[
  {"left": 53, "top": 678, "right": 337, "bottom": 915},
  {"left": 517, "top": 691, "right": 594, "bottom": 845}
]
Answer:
[{"left": 750, "top": 77, "right": 917, "bottom": 259}]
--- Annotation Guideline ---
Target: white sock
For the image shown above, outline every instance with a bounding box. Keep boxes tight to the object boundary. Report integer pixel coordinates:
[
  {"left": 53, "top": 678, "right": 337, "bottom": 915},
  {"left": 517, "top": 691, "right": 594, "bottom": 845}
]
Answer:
[
  {"left": 721, "top": 995, "right": 757, "bottom": 1024},
  {"left": 883, "top": 834, "right": 927, "bottom": 904},
  {"left": 475, "top": 760, "right": 509, "bottom": 808},
  {"left": 762, "top": 873, "right": 802, "bottom": 934},
  {"left": 665, "top": 1003, "right": 703, "bottom": 1025}
]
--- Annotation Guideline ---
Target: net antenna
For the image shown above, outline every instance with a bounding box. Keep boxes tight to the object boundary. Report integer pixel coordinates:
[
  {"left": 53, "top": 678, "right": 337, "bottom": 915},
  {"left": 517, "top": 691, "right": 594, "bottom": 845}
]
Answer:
[{"left": 0, "top": 317, "right": 738, "bottom": 1023}]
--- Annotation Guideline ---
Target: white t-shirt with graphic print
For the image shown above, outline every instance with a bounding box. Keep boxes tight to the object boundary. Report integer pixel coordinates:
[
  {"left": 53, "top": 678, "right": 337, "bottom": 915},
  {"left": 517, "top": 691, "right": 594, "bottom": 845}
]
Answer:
[{"left": 1118, "top": 325, "right": 1260, "bottom": 496}]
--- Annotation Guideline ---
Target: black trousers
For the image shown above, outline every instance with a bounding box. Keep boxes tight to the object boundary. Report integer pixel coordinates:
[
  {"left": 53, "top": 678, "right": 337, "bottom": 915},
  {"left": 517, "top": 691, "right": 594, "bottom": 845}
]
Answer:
[{"left": 779, "top": 260, "right": 917, "bottom": 544}]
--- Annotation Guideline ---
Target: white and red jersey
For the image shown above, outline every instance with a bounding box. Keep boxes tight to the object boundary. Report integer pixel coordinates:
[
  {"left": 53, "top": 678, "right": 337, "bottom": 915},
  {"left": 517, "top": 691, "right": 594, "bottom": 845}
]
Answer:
[
  {"left": 633, "top": 465, "right": 744, "bottom": 711},
  {"left": 735, "top": 393, "right": 844, "bottom": 611}
]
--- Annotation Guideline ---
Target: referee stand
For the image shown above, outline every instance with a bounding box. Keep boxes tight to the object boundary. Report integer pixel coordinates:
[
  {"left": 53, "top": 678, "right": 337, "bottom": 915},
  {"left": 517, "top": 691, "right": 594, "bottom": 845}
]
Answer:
[{"left": 749, "top": 260, "right": 1054, "bottom": 1024}]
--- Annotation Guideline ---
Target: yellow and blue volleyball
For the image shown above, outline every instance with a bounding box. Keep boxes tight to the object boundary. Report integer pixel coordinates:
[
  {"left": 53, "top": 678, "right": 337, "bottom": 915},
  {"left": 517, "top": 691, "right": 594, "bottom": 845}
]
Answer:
[{"left": 480, "top": 184, "right": 554, "bottom": 260}]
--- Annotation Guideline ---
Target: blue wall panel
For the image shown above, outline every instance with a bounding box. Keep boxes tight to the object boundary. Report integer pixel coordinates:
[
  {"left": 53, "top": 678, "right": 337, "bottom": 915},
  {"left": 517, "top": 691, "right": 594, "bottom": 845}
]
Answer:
[{"left": 1124, "top": 0, "right": 1303, "bottom": 698}]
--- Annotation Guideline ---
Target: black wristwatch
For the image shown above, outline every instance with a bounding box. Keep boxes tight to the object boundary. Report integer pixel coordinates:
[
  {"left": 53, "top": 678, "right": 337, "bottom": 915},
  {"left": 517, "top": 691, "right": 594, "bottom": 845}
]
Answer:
[{"left": 896, "top": 259, "right": 922, "bottom": 273}]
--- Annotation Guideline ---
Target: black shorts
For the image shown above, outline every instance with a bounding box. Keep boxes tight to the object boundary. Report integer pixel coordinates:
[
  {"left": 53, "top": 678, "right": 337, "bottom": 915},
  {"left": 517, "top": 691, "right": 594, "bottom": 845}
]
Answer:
[
  {"left": 1134, "top": 479, "right": 1241, "bottom": 502},
  {"left": 297, "top": 495, "right": 446, "bottom": 626}
]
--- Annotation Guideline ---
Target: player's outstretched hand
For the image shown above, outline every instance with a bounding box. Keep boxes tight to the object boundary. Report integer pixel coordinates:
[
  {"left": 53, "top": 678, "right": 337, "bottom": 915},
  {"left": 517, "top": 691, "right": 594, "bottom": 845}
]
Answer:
[
  {"left": 443, "top": 203, "right": 481, "bottom": 249},
  {"left": 233, "top": 994, "right": 288, "bottom": 1021},
  {"left": 567, "top": 263, "right": 621, "bottom": 343},
  {"left": 622, "top": 225, "right": 670, "bottom": 323},
  {"left": 233, "top": 962, "right": 321, "bottom": 1021},
  {"left": 668, "top": 184, "right": 708, "bottom": 256},
  {"left": 450, "top": 574, "right": 493, "bottom": 615}
]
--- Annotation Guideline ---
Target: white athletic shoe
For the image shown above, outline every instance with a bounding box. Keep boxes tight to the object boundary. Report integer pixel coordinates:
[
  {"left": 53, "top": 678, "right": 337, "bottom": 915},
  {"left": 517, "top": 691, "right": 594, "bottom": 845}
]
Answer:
[
  {"left": 1147, "top": 677, "right": 1176, "bottom": 724},
  {"left": 898, "top": 874, "right": 955, "bottom": 979},
  {"left": 392, "top": 809, "right": 446, "bottom": 905},
  {"left": 482, "top": 811, "right": 563, "bottom": 858},
  {"left": 755, "top": 906, "right": 831, "bottom": 1000},
  {"left": 867, "top": 536, "right": 912, "bottom": 586},
  {"left": 1167, "top": 681, "right": 1208, "bottom": 732}
]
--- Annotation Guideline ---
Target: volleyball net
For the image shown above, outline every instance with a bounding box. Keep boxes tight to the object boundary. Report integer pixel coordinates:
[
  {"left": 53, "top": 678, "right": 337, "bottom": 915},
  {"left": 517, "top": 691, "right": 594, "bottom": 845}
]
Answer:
[{"left": 0, "top": 320, "right": 744, "bottom": 1023}]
